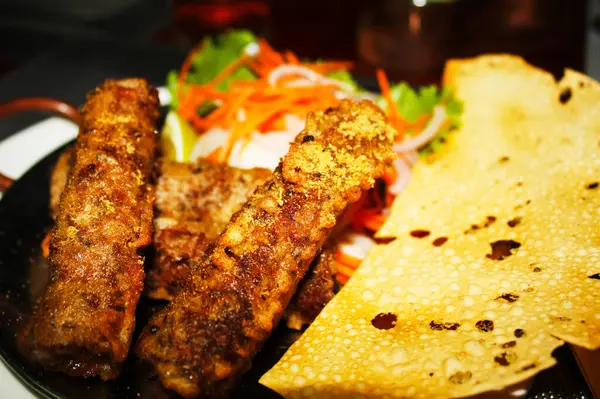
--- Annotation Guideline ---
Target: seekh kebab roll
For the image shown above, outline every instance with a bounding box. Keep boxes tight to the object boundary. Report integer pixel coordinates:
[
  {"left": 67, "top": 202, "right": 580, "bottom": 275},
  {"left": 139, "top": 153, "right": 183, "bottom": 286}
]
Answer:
[
  {"left": 136, "top": 100, "right": 396, "bottom": 398},
  {"left": 22, "top": 79, "right": 159, "bottom": 380},
  {"left": 48, "top": 153, "right": 339, "bottom": 329}
]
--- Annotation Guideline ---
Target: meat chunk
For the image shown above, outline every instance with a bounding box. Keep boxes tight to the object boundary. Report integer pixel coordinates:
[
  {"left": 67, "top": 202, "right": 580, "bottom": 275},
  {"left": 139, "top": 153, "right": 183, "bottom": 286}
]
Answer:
[
  {"left": 49, "top": 146, "right": 73, "bottom": 219},
  {"left": 48, "top": 154, "right": 339, "bottom": 328},
  {"left": 149, "top": 159, "right": 271, "bottom": 299},
  {"left": 136, "top": 100, "right": 396, "bottom": 398},
  {"left": 22, "top": 79, "right": 159, "bottom": 380},
  {"left": 284, "top": 246, "right": 336, "bottom": 330}
]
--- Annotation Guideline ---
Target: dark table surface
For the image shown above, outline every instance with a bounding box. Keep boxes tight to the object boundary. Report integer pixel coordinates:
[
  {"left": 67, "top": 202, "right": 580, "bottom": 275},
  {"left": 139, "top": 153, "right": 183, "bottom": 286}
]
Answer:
[
  {"left": 0, "top": 38, "right": 186, "bottom": 143},
  {"left": 0, "top": 38, "right": 595, "bottom": 399}
]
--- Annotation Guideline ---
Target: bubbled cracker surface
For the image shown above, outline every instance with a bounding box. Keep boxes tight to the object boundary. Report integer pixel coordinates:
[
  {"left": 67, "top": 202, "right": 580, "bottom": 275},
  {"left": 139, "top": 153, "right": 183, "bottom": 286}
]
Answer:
[{"left": 260, "top": 56, "right": 600, "bottom": 398}]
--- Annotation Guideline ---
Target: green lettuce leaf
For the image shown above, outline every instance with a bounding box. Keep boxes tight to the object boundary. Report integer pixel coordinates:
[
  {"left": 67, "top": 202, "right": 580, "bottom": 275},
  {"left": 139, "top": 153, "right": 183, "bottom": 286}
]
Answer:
[
  {"left": 327, "top": 70, "right": 362, "bottom": 92},
  {"left": 377, "top": 83, "right": 463, "bottom": 154},
  {"left": 167, "top": 30, "right": 258, "bottom": 110}
]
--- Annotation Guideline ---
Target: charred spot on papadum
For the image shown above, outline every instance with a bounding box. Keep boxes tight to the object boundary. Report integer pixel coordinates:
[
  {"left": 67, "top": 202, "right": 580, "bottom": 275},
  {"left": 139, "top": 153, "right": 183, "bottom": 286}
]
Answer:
[
  {"left": 410, "top": 229, "right": 430, "bottom": 238},
  {"left": 476, "top": 320, "right": 494, "bottom": 332},
  {"left": 495, "top": 293, "right": 519, "bottom": 303},
  {"left": 371, "top": 312, "right": 397, "bottom": 330},
  {"left": 494, "top": 351, "right": 517, "bottom": 366},
  {"left": 465, "top": 216, "right": 496, "bottom": 234},
  {"left": 432, "top": 237, "right": 448, "bottom": 247},
  {"left": 429, "top": 321, "right": 460, "bottom": 331},
  {"left": 520, "top": 363, "right": 536, "bottom": 372},
  {"left": 486, "top": 240, "right": 521, "bottom": 260},
  {"left": 507, "top": 217, "right": 521, "bottom": 228},
  {"left": 374, "top": 237, "right": 397, "bottom": 245},
  {"left": 559, "top": 87, "right": 572, "bottom": 104},
  {"left": 449, "top": 371, "right": 472, "bottom": 384}
]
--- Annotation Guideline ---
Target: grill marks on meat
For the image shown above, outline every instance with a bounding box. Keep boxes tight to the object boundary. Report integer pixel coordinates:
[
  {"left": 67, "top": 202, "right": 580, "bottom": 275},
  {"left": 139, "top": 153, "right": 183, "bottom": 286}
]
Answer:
[
  {"left": 150, "top": 159, "right": 337, "bottom": 325},
  {"left": 49, "top": 154, "right": 338, "bottom": 328},
  {"left": 136, "top": 100, "right": 396, "bottom": 398},
  {"left": 49, "top": 146, "right": 73, "bottom": 220},
  {"left": 149, "top": 160, "right": 271, "bottom": 299},
  {"left": 21, "top": 79, "right": 159, "bottom": 380},
  {"left": 284, "top": 247, "right": 336, "bottom": 330}
]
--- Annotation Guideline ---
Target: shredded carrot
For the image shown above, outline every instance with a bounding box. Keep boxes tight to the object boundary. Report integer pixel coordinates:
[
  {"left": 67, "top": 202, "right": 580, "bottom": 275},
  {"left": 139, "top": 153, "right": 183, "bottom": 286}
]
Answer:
[
  {"left": 178, "top": 41, "right": 206, "bottom": 102},
  {"left": 376, "top": 68, "right": 407, "bottom": 139},
  {"left": 284, "top": 50, "right": 300, "bottom": 65},
  {"left": 336, "top": 272, "right": 350, "bottom": 285},
  {"left": 172, "top": 37, "right": 409, "bottom": 287},
  {"left": 209, "top": 53, "right": 252, "bottom": 88},
  {"left": 41, "top": 231, "right": 52, "bottom": 258},
  {"left": 363, "top": 213, "right": 387, "bottom": 232},
  {"left": 385, "top": 192, "right": 395, "bottom": 207},
  {"left": 337, "top": 264, "right": 359, "bottom": 280},
  {"left": 335, "top": 249, "right": 363, "bottom": 270},
  {"left": 306, "top": 61, "right": 354, "bottom": 75},
  {"left": 258, "top": 39, "right": 284, "bottom": 65},
  {"left": 205, "top": 147, "right": 222, "bottom": 163}
]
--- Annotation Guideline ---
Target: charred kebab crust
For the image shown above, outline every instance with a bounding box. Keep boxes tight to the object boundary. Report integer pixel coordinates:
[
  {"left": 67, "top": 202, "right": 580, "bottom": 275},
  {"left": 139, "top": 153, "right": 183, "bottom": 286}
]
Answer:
[
  {"left": 135, "top": 100, "right": 396, "bottom": 398},
  {"left": 23, "top": 79, "right": 159, "bottom": 380}
]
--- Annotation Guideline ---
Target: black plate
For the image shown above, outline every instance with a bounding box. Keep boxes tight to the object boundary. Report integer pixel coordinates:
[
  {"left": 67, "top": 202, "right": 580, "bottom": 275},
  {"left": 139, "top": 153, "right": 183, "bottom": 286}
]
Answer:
[{"left": 0, "top": 145, "right": 595, "bottom": 399}]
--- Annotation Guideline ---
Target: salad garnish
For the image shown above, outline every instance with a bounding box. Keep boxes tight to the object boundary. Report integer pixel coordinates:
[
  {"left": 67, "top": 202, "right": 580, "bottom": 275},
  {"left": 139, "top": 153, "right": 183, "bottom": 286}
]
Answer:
[{"left": 164, "top": 29, "right": 463, "bottom": 283}]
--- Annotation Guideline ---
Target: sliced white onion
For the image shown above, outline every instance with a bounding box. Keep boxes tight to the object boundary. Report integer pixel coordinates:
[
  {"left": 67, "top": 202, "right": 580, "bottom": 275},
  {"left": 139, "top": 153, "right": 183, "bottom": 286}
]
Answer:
[
  {"left": 388, "top": 157, "right": 412, "bottom": 195},
  {"left": 285, "top": 78, "right": 317, "bottom": 87},
  {"left": 337, "top": 232, "right": 375, "bottom": 260},
  {"left": 228, "top": 139, "right": 282, "bottom": 170},
  {"left": 189, "top": 127, "right": 228, "bottom": 161},
  {"left": 189, "top": 113, "right": 306, "bottom": 170},
  {"left": 400, "top": 149, "right": 419, "bottom": 166},
  {"left": 250, "top": 131, "right": 295, "bottom": 161},
  {"left": 352, "top": 91, "right": 379, "bottom": 102},
  {"left": 268, "top": 65, "right": 322, "bottom": 87},
  {"left": 267, "top": 64, "right": 355, "bottom": 93},
  {"left": 283, "top": 114, "right": 305, "bottom": 133},
  {"left": 393, "top": 105, "right": 447, "bottom": 153},
  {"left": 321, "top": 77, "right": 355, "bottom": 93}
]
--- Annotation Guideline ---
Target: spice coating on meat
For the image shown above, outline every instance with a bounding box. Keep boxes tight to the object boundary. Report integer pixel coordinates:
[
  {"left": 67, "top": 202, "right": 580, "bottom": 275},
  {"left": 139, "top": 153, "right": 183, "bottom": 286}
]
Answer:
[
  {"left": 49, "top": 146, "right": 73, "bottom": 220},
  {"left": 284, "top": 246, "right": 336, "bottom": 330},
  {"left": 48, "top": 154, "right": 337, "bottom": 324},
  {"left": 149, "top": 159, "right": 272, "bottom": 299},
  {"left": 22, "top": 79, "right": 159, "bottom": 380},
  {"left": 136, "top": 100, "right": 396, "bottom": 398}
]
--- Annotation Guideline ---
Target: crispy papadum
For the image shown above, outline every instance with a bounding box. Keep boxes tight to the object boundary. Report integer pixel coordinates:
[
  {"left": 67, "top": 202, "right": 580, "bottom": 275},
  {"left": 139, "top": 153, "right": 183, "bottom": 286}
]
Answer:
[{"left": 260, "top": 55, "right": 600, "bottom": 398}]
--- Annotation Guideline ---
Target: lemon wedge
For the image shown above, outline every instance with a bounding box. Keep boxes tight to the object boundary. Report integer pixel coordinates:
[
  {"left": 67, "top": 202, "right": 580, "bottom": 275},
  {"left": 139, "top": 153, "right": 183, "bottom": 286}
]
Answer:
[{"left": 160, "top": 111, "right": 198, "bottom": 162}]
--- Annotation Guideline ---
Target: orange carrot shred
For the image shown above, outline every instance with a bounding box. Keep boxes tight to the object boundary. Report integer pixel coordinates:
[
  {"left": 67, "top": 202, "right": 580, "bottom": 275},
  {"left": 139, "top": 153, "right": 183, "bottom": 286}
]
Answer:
[
  {"left": 178, "top": 41, "right": 206, "bottom": 101},
  {"left": 284, "top": 50, "right": 300, "bottom": 65},
  {"left": 41, "top": 231, "right": 52, "bottom": 259},
  {"left": 376, "top": 68, "right": 406, "bottom": 139},
  {"left": 209, "top": 53, "right": 252, "bottom": 88},
  {"left": 335, "top": 249, "right": 363, "bottom": 270},
  {"left": 336, "top": 272, "right": 350, "bottom": 285}
]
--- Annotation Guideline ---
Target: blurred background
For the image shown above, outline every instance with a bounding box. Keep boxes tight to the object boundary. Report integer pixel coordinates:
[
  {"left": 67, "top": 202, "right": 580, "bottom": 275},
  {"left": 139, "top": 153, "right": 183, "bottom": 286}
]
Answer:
[{"left": 0, "top": 0, "right": 594, "bottom": 84}]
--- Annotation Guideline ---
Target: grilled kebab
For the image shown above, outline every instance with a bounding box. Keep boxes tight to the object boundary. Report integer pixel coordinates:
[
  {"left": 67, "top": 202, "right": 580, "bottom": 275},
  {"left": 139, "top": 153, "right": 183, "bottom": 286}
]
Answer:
[
  {"left": 22, "top": 79, "right": 159, "bottom": 380},
  {"left": 136, "top": 100, "right": 396, "bottom": 398},
  {"left": 49, "top": 155, "right": 338, "bottom": 329}
]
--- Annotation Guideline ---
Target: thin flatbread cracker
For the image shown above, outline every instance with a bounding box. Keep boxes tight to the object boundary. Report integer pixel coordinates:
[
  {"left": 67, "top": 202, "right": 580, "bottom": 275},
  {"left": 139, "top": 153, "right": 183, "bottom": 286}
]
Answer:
[{"left": 260, "top": 55, "right": 600, "bottom": 398}]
